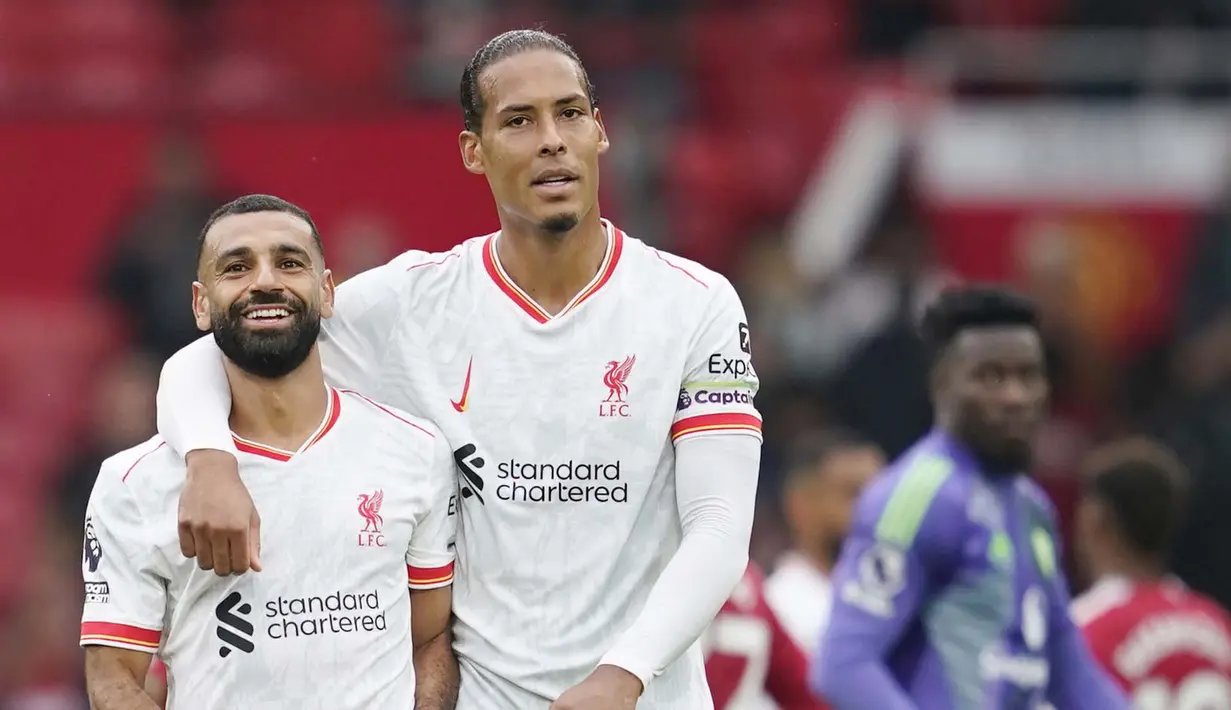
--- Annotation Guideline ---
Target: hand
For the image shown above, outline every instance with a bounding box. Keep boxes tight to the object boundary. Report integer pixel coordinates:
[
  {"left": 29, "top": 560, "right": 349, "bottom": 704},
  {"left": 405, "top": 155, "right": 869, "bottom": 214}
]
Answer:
[
  {"left": 178, "top": 450, "right": 261, "bottom": 576},
  {"left": 550, "top": 665, "right": 642, "bottom": 710}
]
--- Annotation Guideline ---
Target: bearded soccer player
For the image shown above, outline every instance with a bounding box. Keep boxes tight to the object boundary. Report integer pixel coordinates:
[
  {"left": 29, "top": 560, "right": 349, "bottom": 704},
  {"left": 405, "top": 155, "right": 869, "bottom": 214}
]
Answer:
[
  {"left": 1071, "top": 438, "right": 1231, "bottom": 709},
  {"left": 810, "top": 287, "right": 1129, "bottom": 710},
  {"left": 80, "top": 196, "right": 458, "bottom": 709},
  {"left": 704, "top": 563, "right": 828, "bottom": 709},
  {"left": 154, "top": 31, "right": 761, "bottom": 710}
]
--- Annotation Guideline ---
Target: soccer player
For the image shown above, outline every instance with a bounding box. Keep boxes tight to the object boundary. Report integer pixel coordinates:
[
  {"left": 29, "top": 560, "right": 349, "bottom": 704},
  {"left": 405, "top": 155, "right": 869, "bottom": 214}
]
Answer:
[
  {"left": 765, "top": 432, "right": 881, "bottom": 654},
  {"left": 154, "top": 30, "right": 762, "bottom": 710},
  {"left": 704, "top": 562, "right": 829, "bottom": 709},
  {"left": 1071, "top": 437, "right": 1231, "bottom": 709},
  {"left": 810, "top": 287, "right": 1130, "bottom": 709},
  {"left": 80, "top": 196, "right": 458, "bottom": 709}
]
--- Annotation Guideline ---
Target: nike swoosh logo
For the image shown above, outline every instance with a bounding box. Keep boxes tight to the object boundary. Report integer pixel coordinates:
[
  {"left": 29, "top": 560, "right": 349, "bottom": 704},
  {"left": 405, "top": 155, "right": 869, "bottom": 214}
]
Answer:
[{"left": 451, "top": 357, "right": 474, "bottom": 413}]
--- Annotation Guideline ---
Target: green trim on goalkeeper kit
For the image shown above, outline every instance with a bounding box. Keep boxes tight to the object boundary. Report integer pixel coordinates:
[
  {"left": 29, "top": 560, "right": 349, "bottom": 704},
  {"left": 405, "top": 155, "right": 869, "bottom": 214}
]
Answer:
[
  {"left": 875, "top": 455, "right": 954, "bottom": 547},
  {"left": 685, "top": 380, "right": 754, "bottom": 389},
  {"left": 1030, "top": 527, "right": 1057, "bottom": 579}
]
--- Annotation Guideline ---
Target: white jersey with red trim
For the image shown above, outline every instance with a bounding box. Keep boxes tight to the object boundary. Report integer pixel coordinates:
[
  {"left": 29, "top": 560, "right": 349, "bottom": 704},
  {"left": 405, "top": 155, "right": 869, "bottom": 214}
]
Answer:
[
  {"left": 80, "top": 388, "right": 457, "bottom": 710},
  {"left": 315, "top": 220, "right": 762, "bottom": 708}
]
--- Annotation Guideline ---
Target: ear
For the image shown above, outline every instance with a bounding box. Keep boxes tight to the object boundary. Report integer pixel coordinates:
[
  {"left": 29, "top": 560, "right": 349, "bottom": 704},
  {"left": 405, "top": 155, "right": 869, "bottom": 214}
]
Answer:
[
  {"left": 459, "top": 131, "right": 485, "bottom": 175},
  {"left": 191, "top": 282, "right": 211, "bottom": 332},
  {"left": 594, "top": 108, "right": 610, "bottom": 156},
  {"left": 320, "top": 269, "right": 337, "bottom": 319}
]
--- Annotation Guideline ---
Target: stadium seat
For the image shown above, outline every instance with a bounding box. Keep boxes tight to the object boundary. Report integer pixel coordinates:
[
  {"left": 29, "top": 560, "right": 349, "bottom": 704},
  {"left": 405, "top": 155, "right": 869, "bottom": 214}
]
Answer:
[
  {"left": 54, "top": 51, "right": 171, "bottom": 112},
  {"left": 194, "top": 49, "right": 301, "bottom": 113}
]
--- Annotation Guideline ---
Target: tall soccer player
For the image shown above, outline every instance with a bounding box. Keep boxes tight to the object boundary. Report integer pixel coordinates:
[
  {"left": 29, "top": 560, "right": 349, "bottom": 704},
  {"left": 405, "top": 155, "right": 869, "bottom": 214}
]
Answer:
[
  {"left": 810, "top": 287, "right": 1129, "bottom": 709},
  {"left": 1071, "top": 438, "right": 1231, "bottom": 709},
  {"left": 81, "top": 196, "right": 459, "bottom": 709},
  {"left": 154, "top": 30, "right": 761, "bottom": 710}
]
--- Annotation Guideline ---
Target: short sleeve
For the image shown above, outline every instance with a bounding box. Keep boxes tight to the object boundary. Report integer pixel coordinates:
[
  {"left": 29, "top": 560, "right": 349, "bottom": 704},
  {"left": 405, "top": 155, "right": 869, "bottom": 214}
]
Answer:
[
  {"left": 671, "top": 278, "right": 762, "bottom": 444},
  {"left": 79, "top": 461, "right": 167, "bottom": 654},
  {"left": 405, "top": 433, "right": 458, "bottom": 591}
]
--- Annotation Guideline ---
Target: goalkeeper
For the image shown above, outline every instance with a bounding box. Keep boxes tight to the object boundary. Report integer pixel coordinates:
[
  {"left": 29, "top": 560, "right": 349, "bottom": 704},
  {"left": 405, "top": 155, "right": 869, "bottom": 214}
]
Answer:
[{"left": 810, "top": 287, "right": 1128, "bottom": 710}]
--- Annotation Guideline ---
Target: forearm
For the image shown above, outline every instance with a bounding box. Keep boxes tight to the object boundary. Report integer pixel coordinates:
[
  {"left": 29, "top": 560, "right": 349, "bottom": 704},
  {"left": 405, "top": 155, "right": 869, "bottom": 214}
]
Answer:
[
  {"left": 599, "top": 435, "right": 759, "bottom": 687},
  {"left": 413, "top": 628, "right": 459, "bottom": 710},
  {"left": 156, "top": 335, "right": 236, "bottom": 457},
  {"left": 88, "top": 676, "right": 161, "bottom": 710},
  {"left": 86, "top": 652, "right": 159, "bottom": 710}
]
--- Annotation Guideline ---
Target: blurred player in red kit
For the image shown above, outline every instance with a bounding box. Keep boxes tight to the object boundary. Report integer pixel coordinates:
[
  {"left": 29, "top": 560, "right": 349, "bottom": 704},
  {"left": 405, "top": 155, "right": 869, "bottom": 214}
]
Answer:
[
  {"left": 1071, "top": 437, "right": 1231, "bottom": 710},
  {"left": 704, "top": 563, "right": 829, "bottom": 709}
]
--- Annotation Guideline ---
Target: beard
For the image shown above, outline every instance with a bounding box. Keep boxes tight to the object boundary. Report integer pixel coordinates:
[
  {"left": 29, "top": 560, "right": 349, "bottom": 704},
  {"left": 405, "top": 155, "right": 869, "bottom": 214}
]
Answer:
[
  {"left": 539, "top": 212, "right": 579, "bottom": 236},
  {"left": 212, "top": 292, "right": 320, "bottom": 380}
]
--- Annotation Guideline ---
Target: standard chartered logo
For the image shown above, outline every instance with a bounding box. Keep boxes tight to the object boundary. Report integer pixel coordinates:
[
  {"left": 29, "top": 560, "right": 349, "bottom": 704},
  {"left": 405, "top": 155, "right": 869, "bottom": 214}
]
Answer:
[
  {"left": 496, "top": 460, "right": 627, "bottom": 503},
  {"left": 264, "top": 589, "right": 387, "bottom": 640}
]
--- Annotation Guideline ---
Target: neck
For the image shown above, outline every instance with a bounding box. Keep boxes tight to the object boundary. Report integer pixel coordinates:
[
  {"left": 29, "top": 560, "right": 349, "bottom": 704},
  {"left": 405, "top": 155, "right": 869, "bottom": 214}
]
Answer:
[
  {"left": 1090, "top": 548, "right": 1165, "bottom": 585},
  {"left": 495, "top": 209, "right": 607, "bottom": 315},
  {"left": 936, "top": 424, "right": 1021, "bottom": 478},
  {"left": 799, "top": 541, "right": 836, "bottom": 575},
  {"left": 224, "top": 350, "right": 329, "bottom": 451}
]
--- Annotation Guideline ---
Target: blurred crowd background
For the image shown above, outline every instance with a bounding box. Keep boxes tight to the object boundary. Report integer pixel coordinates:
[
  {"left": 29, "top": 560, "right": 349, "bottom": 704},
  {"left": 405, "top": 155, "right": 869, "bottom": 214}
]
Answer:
[{"left": 6, "top": 0, "right": 1231, "bottom": 706}]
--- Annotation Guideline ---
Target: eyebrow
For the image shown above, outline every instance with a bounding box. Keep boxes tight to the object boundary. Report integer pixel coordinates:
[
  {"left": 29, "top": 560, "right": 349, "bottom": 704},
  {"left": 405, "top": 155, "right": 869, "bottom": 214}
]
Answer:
[
  {"left": 215, "top": 243, "right": 314, "bottom": 267},
  {"left": 497, "top": 94, "right": 588, "bottom": 115}
]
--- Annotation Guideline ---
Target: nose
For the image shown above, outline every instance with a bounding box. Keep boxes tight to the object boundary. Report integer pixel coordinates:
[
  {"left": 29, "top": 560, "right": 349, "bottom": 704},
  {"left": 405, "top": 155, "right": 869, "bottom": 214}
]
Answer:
[
  {"left": 538, "top": 120, "right": 566, "bottom": 156},
  {"left": 250, "top": 261, "right": 284, "bottom": 292},
  {"left": 998, "top": 377, "right": 1033, "bottom": 410}
]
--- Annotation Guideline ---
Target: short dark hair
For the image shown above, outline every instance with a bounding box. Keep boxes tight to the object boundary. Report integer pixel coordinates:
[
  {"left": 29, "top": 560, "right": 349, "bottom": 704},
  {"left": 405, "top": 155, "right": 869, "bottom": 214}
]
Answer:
[
  {"left": 197, "top": 194, "right": 323, "bottom": 268},
  {"left": 785, "top": 428, "right": 875, "bottom": 486},
  {"left": 1081, "top": 437, "right": 1190, "bottom": 559},
  {"left": 920, "top": 285, "right": 1040, "bottom": 360},
  {"left": 459, "top": 29, "right": 597, "bottom": 134}
]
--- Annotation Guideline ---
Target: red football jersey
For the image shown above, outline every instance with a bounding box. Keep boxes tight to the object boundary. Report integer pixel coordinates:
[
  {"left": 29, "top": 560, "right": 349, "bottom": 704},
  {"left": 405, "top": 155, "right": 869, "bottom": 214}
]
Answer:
[
  {"left": 703, "top": 563, "right": 828, "bottom": 710},
  {"left": 1075, "top": 577, "right": 1231, "bottom": 710}
]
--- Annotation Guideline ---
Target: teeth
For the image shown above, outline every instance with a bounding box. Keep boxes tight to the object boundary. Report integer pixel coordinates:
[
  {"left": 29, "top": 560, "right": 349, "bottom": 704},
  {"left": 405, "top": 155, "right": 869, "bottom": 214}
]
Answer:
[{"left": 247, "top": 308, "right": 289, "bottom": 319}]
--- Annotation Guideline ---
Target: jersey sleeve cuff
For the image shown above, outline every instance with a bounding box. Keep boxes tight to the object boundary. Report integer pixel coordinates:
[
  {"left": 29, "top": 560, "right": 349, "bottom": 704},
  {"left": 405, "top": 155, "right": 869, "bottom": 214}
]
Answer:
[
  {"left": 596, "top": 653, "right": 654, "bottom": 692},
  {"left": 407, "top": 561, "right": 454, "bottom": 590},
  {"left": 80, "top": 621, "right": 161, "bottom": 653},
  {"left": 670, "top": 413, "right": 762, "bottom": 443}
]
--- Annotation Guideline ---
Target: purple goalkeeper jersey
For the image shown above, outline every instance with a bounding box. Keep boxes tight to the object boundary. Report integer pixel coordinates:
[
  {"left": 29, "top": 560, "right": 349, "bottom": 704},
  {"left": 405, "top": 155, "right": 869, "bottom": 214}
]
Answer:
[{"left": 809, "top": 431, "right": 1129, "bottom": 710}]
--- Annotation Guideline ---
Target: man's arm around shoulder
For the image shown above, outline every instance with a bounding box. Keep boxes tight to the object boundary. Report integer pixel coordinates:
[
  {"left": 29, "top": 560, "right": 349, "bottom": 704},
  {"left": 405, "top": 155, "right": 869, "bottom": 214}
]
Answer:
[
  {"left": 85, "top": 645, "right": 160, "bottom": 710},
  {"left": 410, "top": 586, "right": 458, "bottom": 710}
]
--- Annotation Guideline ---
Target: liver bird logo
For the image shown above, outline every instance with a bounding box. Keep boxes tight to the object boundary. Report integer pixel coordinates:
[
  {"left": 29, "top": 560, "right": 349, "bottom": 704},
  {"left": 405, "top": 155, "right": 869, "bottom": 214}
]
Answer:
[
  {"left": 357, "top": 490, "right": 384, "bottom": 533},
  {"left": 603, "top": 355, "right": 636, "bottom": 403}
]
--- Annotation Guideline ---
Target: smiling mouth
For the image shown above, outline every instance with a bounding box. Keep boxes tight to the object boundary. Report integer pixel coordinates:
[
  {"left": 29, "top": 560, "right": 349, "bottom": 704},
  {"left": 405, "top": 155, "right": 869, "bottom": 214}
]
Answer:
[{"left": 242, "top": 306, "right": 293, "bottom": 323}]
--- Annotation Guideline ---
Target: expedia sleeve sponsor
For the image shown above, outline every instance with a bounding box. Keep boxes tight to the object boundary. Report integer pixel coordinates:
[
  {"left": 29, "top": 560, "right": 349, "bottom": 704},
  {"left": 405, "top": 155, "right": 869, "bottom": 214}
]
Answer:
[{"left": 670, "top": 280, "right": 762, "bottom": 442}]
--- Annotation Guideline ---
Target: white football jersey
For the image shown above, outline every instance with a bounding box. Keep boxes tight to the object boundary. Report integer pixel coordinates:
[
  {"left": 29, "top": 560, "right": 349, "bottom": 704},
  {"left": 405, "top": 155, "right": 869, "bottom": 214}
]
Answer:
[
  {"left": 315, "top": 220, "right": 762, "bottom": 708},
  {"left": 80, "top": 388, "right": 457, "bottom": 710},
  {"left": 763, "top": 552, "right": 832, "bottom": 657}
]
